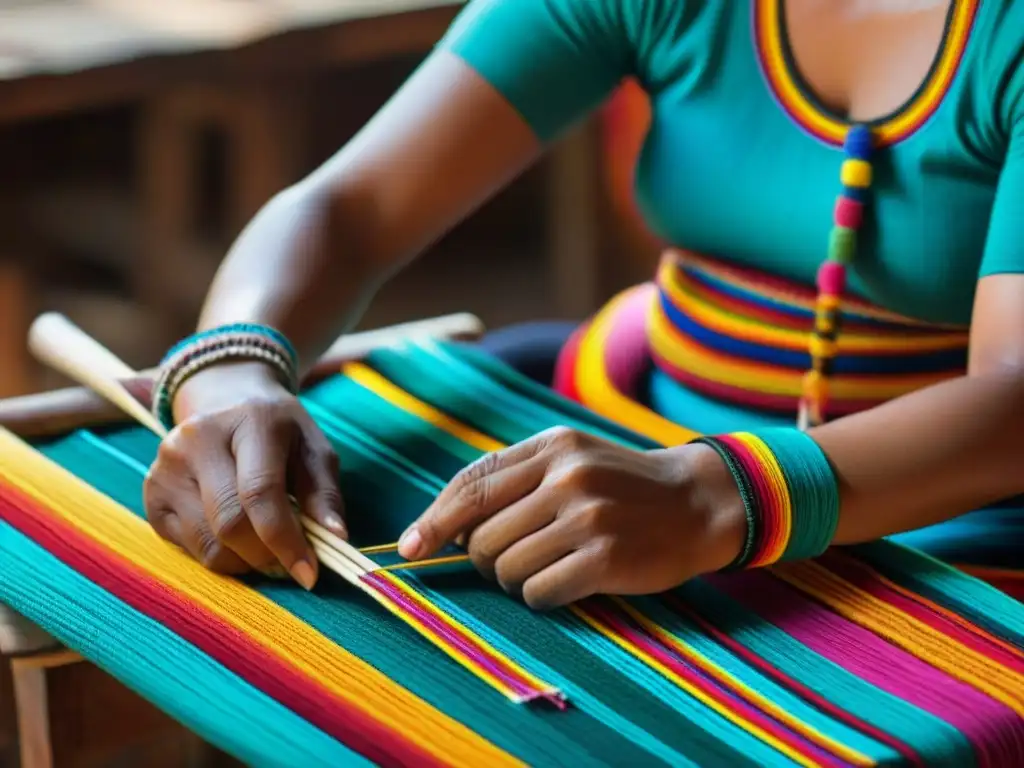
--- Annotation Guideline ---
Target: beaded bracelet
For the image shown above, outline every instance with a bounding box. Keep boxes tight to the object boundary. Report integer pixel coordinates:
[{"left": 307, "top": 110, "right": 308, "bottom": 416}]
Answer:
[
  {"left": 152, "top": 323, "right": 300, "bottom": 430},
  {"left": 691, "top": 428, "right": 840, "bottom": 570}
]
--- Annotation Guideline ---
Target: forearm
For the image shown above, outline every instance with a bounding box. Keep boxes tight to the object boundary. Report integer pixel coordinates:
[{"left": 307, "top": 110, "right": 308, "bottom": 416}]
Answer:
[
  {"left": 196, "top": 181, "right": 385, "bottom": 375},
  {"left": 810, "top": 372, "right": 1024, "bottom": 543}
]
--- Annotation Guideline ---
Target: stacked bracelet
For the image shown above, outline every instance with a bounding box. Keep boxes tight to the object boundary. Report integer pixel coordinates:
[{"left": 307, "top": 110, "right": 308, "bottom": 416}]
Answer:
[
  {"left": 152, "top": 323, "right": 300, "bottom": 430},
  {"left": 691, "top": 428, "right": 840, "bottom": 570}
]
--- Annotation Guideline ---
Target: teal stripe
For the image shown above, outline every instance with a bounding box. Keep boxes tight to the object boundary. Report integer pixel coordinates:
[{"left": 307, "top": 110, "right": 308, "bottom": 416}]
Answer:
[
  {"left": 628, "top": 595, "right": 899, "bottom": 763},
  {"left": 369, "top": 343, "right": 650, "bottom": 449},
  {"left": 308, "top": 376, "right": 482, "bottom": 465},
  {"left": 0, "top": 521, "right": 361, "bottom": 768},
  {"left": 851, "top": 540, "right": 1024, "bottom": 648},
  {"left": 406, "top": 581, "right": 696, "bottom": 768},
  {"left": 548, "top": 607, "right": 803, "bottom": 767},
  {"left": 439, "top": 342, "right": 660, "bottom": 447},
  {"left": 678, "top": 580, "right": 974, "bottom": 767}
]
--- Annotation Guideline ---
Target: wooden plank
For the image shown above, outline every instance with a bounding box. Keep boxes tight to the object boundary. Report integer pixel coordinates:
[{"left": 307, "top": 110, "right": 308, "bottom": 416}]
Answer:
[{"left": 0, "top": 5, "right": 461, "bottom": 124}]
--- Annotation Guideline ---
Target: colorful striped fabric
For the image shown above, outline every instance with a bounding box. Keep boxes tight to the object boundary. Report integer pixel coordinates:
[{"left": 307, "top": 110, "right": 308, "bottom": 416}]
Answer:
[
  {"left": 2, "top": 340, "right": 1023, "bottom": 766},
  {"left": 647, "top": 251, "right": 969, "bottom": 418}
]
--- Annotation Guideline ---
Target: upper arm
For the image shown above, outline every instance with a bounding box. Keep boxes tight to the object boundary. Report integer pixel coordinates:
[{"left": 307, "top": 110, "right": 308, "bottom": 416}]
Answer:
[
  {"left": 306, "top": 0, "right": 644, "bottom": 272},
  {"left": 970, "top": 98, "right": 1024, "bottom": 376}
]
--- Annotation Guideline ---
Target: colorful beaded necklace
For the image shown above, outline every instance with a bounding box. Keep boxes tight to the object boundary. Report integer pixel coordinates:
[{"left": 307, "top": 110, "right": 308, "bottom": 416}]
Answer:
[{"left": 798, "top": 124, "right": 873, "bottom": 431}]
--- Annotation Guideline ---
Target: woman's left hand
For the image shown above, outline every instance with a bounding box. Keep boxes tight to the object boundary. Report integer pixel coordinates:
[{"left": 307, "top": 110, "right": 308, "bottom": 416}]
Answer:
[{"left": 397, "top": 426, "right": 746, "bottom": 610}]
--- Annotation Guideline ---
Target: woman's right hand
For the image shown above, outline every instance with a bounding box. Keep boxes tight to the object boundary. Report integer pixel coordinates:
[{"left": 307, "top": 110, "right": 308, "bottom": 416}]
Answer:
[{"left": 142, "top": 362, "right": 346, "bottom": 589}]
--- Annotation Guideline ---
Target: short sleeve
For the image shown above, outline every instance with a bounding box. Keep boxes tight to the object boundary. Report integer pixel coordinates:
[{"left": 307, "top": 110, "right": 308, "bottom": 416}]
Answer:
[
  {"left": 978, "top": 118, "right": 1024, "bottom": 278},
  {"left": 978, "top": 24, "right": 1024, "bottom": 279},
  {"left": 438, "top": 0, "right": 648, "bottom": 142}
]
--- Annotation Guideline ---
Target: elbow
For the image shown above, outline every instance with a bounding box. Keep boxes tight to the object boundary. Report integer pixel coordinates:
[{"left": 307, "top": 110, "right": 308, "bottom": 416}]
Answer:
[{"left": 970, "top": 365, "right": 1024, "bottom": 494}]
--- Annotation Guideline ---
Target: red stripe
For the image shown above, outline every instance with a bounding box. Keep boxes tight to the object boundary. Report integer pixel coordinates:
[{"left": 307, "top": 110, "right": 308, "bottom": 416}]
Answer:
[
  {"left": 718, "top": 435, "right": 783, "bottom": 565},
  {"left": 661, "top": 593, "right": 924, "bottom": 765},
  {"left": 673, "top": 270, "right": 940, "bottom": 340},
  {"left": 651, "top": 348, "right": 886, "bottom": 415},
  {"left": 0, "top": 483, "right": 443, "bottom": 768},
  {"left": 553, "top": 324, "right": 586, "bottom": 402},
  {"left": 580, "top": 601, "right": 848, "bottom": 767},
  {"left": 821, "top": 552, "right": 1024, "bottom": 673}
]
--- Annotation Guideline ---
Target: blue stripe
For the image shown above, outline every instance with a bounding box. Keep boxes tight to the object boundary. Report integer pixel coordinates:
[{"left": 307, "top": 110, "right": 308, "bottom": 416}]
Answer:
[
  {"left": 681, "top": 265, "right": 932, "bottom": 332},
  {"left": 658, "top": 291, "right": 967, "bottom": 374},
  {"left": 0, "top": 521, "right": 362, "bottom": 768}
]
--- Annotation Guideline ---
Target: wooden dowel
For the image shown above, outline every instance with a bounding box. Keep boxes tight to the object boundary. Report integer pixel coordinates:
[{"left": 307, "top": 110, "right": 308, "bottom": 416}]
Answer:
[
  {"left": 378, "top": 554, "right": 471, "bottom": 572},
  {"left": 2, "top": 312, "right": 485, "bottom": 438}
]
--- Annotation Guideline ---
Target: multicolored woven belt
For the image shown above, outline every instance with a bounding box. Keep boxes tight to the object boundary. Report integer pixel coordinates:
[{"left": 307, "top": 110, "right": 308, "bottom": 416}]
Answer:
[{"left": 562, "top": 250, "right": 970, "bottom": 422}]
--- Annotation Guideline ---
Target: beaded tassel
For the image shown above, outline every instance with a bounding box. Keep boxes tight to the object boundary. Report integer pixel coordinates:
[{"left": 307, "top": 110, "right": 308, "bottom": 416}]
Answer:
[{"left": 798, "top": 125, "right": 873, "bottom": 430}]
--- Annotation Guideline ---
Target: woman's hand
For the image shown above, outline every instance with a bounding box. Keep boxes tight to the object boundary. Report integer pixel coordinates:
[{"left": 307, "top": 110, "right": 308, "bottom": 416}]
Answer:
[
  {"left": 142, "top": 362, "right": 346, "bottom": 589},
  {"left": 398, "top": 427, "right": 746, "bottom": 610}
]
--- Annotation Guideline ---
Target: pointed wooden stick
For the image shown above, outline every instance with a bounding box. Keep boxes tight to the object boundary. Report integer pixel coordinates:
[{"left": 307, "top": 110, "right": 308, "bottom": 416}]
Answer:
[{"left": 28, "top": 313, "right": 166, "bottom": 436}]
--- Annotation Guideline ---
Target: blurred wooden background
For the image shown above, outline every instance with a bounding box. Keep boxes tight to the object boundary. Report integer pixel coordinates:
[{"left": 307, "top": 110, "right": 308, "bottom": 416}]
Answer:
[{"left": 0, "top": 2, "right": 658, "bottom": 765}]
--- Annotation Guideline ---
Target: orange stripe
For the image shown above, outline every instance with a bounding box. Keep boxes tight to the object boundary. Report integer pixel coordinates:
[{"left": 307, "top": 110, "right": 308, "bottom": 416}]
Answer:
[{"left": 754, "top": 0, "right": 979, "bottom": 147}]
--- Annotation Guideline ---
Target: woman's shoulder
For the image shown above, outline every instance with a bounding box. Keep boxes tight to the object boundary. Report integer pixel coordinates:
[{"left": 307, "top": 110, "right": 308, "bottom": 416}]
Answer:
[{"left": 964, "top": 1, "right": 1024, "bottom": 132}]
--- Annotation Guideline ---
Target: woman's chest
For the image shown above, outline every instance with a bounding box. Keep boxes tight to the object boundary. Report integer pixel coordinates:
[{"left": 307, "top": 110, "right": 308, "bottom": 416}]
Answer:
[{"left": 633, "top": 1, "right": 1000, "bottom": 326}]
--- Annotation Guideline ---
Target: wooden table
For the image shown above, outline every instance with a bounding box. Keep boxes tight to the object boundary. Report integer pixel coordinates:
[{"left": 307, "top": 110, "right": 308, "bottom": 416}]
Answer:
[{"left": 0, "top": 3, "right": 604, "bottom": 764}]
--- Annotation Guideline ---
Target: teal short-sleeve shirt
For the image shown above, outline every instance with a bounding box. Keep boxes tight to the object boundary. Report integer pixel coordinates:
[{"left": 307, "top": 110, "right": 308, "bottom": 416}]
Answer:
[{"left": 440, "top": 0, "right": 1024, "bottom": 325}]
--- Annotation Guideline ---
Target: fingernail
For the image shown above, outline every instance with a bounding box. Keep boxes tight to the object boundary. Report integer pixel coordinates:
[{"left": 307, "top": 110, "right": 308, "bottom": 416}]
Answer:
[
  {"left": 322, "top": 512, "right": 347, "bottom": 536},
  {"left": 291, "top": 559, "right": 317, "bottom": 591},
  {"left": 260, "top": 564, "right": 289, "bottom": 580},
  {"left": 398, "top": 527, "right": 423, "bottom": 560}
]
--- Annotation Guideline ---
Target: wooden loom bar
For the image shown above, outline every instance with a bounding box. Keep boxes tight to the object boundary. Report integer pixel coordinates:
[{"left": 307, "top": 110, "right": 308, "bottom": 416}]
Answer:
[{"left": 0, "top": 313, "right": 484, "bottom": 438}]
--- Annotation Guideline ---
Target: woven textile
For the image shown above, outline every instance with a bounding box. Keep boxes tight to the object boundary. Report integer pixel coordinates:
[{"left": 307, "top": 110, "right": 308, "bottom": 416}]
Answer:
[{"left": 1, "top": 341, "right": 1023, "bottom": 766}]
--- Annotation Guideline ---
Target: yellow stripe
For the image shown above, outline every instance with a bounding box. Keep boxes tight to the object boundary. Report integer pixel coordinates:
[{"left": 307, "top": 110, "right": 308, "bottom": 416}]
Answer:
[
  {"left": 733, "top": 434, "right": 792, "bottom": 565},
  {"left": 575, "top": 287, "right": 698, "bottom": 446},
  {"left": 0, "top": 428, "right": 521, "bottom": 768},
  {"left": 672, "top": 251, "right": 964, "bottom": 329},
  {"left": 365, "top": 572, "right": 520, "bottom": 699},
  {"left": 571, "top": 604, "right": 826, "bottom": 768},
  {"left": 344, "top": 363, "right": 505, "bottom": 453},
  {"left": 775, "top": 560, "right": 1024, "bottom": 718},
  {"left": 648, "top": 302, "right": 952, "bottom": 400},
  {"left": 660, "top": 259, "right": 968, "bottom": 354},
  {"left": 757, "top": 0, "right": 978, "bottom": 146},
  {"left": 378, "top": 573, "right": 561, "bottom": 697},
  {"left": 611, "top": 598, "right": 874, "bottom": 766}
]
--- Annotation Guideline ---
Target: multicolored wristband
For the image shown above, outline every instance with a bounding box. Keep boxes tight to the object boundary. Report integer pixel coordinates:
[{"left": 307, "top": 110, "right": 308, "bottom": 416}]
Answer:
[
  {"left": 152, "top": 323, "right": 300, "bottom": 430},
  {"left": 691, "top": 428, "right": 840, "bottom": 570}
]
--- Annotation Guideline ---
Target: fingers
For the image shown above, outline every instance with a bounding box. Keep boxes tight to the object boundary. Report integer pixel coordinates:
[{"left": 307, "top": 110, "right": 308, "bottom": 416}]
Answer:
[
  {"left": 232, "top": 418, "right": 318, "bottom": 589},
  {"left": 399, "top": 435, "right": 552, "bottom": 559},
  {"left": 190, "top": 442, "right": 276, "bottom": 572},
  {"left": 491, "top": 518, "right": 578, "bottom": 598},
  {"left": 522, "top": 548, "right": 605, "bottom": 610},
  {"left": 465, "top": 485, "right": 560, "bottom": 579},
  {"left": 142, "top": 396, "right": 337, "bottom": 590},
  {"left": 293, "top": 417, "right": 347, "bottom": 538},
  {"left": 146, "top": 495, "right": 249, "bottom": 575}
]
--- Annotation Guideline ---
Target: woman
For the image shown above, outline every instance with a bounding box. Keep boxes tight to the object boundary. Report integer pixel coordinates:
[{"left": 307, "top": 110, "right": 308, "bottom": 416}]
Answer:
[{"left": 143, "top": 0, "right": 1024, "bottom": 609}]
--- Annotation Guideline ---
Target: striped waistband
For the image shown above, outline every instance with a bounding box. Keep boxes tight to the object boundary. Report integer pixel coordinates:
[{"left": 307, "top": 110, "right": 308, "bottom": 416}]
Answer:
[{"left": 647, "top": 251, "right": 969, "bottom": 417}]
